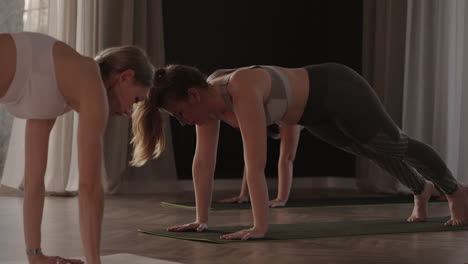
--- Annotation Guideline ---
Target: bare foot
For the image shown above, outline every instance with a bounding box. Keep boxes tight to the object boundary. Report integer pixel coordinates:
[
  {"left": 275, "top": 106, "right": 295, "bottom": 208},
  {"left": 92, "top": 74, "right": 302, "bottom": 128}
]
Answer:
[
  {"left": 445, "top": 184, "right": 468, "bottom": 226},
  {"left": 30, "top": 254, "right": 84, "bottom": 264},
  {"left": 407, "top": 182, "right": 434, "bottom": 222}
]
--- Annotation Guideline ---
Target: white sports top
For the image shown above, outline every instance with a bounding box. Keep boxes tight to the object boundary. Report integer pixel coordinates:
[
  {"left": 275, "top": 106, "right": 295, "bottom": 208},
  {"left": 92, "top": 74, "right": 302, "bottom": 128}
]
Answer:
[{"left": 0, "top": 32, "right": 71, "bottom": 119}]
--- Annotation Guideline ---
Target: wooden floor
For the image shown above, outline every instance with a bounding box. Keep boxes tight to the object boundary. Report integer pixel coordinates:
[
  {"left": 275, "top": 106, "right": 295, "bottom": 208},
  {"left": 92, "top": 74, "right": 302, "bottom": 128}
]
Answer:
[{"left": 1, "top": 187, "right": 468, "bottom": 264}]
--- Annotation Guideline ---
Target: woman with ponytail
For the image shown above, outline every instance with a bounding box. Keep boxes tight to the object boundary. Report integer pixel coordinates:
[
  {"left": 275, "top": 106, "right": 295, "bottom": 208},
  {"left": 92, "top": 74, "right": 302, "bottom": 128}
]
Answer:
[
  {"left": 131, "top": 86, "right": 165, "bottom": 167},
  {"left": 134, "top": 63, "right": 468, "bottom": 241},
  {"left": 0, "top": 32, "right": 154, "bottom": 264},
  {"left": 131, "top": 67, "right": 207, "bottom": 166}
]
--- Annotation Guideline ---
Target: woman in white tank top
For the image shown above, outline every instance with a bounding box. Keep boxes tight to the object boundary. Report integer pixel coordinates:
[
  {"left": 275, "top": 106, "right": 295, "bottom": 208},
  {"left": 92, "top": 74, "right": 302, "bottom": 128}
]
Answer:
[{"left": 0, "top": 32, "right": 155, "bottom": 264}]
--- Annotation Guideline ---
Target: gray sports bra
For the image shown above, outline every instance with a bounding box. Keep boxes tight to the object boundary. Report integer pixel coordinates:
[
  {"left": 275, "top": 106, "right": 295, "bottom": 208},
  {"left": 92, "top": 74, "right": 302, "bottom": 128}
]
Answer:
[{"left": 207, "top": 65, "right": 292, "bottom": 125}]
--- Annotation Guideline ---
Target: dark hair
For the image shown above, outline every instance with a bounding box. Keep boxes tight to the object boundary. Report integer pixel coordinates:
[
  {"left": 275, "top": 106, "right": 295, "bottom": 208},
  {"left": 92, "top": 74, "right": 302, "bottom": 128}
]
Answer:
[
  {"left": 95, "top": 45, "right": 154, "bottom": 87},
  {"left": 153, "top": 64, "right": 209, "bottom": 107},
  {"left": 130, "top": 64, "right": 207, "bottom": 166}
]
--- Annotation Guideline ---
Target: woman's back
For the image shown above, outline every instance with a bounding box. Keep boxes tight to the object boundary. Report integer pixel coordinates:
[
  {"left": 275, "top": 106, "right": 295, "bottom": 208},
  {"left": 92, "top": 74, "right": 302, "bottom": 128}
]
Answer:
[
  {"left": 0, "top": 32, "right": 99, "bottom": 116},
  {"left": 0, "top": 32, "right": 78, "bottom": 119}
]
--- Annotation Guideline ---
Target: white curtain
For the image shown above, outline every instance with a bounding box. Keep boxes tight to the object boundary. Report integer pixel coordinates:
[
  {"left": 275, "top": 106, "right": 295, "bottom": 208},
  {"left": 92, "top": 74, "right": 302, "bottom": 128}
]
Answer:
[
  {"left": 358, "top": 0, "right": 411, "bottom": 194},
  {"left": 360, "top": 0, "right": 468, "bottom": 193},
  {"left": 403, "top": 0, "right": 468, "bottom": 184},
  {"left": 96, "top": 0, "right": 178, "bottom": 194},
  {"left": 2, "top": 0, "right": 175, "bottom": 194},
  {"left": 2, "top": 0, "right": 98, "bottom": 194}
]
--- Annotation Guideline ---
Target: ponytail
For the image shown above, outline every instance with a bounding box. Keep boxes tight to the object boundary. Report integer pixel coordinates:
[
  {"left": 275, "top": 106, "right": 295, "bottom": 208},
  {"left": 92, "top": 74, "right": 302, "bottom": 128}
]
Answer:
[
  {"left": 130, "top": 64, "right": 207, "bottom": 166},
  {"left": 130, "top": 87, "right": 165, "bottom": 167}
]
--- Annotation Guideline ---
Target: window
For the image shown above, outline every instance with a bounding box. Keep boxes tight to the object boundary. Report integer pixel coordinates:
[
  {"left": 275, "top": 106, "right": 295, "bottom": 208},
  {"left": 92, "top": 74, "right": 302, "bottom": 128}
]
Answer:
[{"left": 23, "top": 0, "right": 49, "bottom": 33}]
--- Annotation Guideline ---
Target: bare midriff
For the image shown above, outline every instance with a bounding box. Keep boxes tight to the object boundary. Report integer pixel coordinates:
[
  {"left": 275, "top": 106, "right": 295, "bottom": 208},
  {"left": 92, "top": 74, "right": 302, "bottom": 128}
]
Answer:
[
  {"left": 0, "top": 34, "right": 16, "bottom": 99},
  {"left": 273, "top": 66, "right": 310, "bottom": 125}
]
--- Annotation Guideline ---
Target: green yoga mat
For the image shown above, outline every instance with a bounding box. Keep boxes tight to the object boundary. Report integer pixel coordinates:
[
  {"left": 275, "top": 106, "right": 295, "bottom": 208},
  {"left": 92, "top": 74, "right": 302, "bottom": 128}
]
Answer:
[
  {"left": 138, "top": 217, "right": 467, "bottom": 244},
  {"left": 161, "top": 196, "right": 446, "bottom": 210}
]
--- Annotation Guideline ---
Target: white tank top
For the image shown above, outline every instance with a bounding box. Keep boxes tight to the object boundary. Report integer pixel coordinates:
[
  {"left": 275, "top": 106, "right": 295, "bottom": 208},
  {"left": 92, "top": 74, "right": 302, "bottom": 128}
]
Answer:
[{"left": 0, "top": 32, "right": 71, "bottom": 119}]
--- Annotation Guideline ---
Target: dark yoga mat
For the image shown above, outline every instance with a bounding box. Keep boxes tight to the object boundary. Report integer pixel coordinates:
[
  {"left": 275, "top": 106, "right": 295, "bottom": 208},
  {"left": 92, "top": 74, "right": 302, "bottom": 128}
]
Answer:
[
  {"left": 138, "top": 217, "right": 467, "bottom": 243},
  {"left": 161, "top": 196, "right": 446, "bottom": 210}
]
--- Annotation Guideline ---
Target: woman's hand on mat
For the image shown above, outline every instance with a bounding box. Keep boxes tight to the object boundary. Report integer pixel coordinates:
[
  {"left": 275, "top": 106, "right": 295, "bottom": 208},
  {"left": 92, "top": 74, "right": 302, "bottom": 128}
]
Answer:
[
  {"left": 269, "top": 198, "right": 287, "bottom": 208},
  {"left": 218, "top": 195, "right": 249, "bottom": 204},
  {"left": 30, "top": 254, "right": 84, "bottom": 264},
  {"left": 220, "top": 227, "right": 266, "bottom": 240},
  {"left": 167, "top": 221, "right": 208, "bottom": 232}
]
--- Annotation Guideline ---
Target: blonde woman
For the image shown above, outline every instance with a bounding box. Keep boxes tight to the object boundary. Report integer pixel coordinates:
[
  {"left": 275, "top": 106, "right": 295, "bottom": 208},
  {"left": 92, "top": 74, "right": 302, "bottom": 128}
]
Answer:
[{"left": 0, "top": 32, "right": 154, "bottom": 264}]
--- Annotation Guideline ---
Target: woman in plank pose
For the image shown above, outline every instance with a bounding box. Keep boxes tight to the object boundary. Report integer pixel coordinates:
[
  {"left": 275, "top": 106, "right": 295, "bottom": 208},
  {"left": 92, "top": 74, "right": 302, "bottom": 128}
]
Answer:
[
  {"left": 132, "top": 63, "right": 468, "bottom": 240},
  {"left": 0, "top": 32, "right": 154, "bottom": 263}
]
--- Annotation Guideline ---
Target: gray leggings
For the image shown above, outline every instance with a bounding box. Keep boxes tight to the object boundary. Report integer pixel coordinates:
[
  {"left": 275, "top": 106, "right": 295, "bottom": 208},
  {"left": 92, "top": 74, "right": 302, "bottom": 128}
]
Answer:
[{"left": 299, "top": 63, "right": 458, "bottom": 195}]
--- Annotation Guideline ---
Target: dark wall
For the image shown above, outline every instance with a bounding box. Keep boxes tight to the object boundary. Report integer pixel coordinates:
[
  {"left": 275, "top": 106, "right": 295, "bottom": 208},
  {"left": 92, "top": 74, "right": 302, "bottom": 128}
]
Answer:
[{"left": 162, "top": 0, "right": 362, "bottom": 179}]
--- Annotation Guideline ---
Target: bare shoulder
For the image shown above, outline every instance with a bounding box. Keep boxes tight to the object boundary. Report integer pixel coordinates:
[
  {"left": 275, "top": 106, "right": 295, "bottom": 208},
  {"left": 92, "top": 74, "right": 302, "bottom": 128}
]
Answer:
[
  {"left": 230, "top": 67, "right": 269, "bottom": 83},
  {"left": 73, "top": 56, "right": 102, "bottom": 85},
  {"left": 228, "top": 67, "right": 270, "bottom": 99},
  {"left": 74, "top": 57, "right": 108, "bottom": 113},
  {"left": 54, "top": 45, "right": 105, "bottom": 99},
  {"left": 56, "top": 49, "right": 100, "bottom": 84},
  {"left": 54, "top": 42, "right": 101, "bottom": 90}
]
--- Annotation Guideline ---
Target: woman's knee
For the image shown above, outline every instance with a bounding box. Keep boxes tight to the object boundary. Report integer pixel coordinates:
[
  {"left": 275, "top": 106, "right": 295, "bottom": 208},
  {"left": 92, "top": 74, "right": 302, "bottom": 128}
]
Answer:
[{"left": 365, "top": 130, "right": 409, "bottom": 159}]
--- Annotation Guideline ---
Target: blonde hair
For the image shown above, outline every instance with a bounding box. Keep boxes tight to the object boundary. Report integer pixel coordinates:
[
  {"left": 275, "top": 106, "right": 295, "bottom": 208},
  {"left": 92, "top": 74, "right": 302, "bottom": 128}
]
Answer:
[
  {"left": 130, "top": 87, "right": 165, "bottom": 167},
  {"left": 95, "top": 45, "right": 154, "bottom": 86},
  {"left": 94, "top": 45, "right": 161, "bottom": 166},
  {"left": 130, "top": 65, "right": 208, "bottom": 166}
]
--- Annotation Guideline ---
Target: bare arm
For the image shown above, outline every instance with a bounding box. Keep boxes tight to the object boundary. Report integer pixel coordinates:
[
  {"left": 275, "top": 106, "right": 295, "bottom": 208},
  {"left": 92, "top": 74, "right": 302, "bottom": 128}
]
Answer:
[
  {"left": 193, "top": 120, "right": 220, "bottom": 223},
  {"left": 270, "top": 124, "right": 301, "bottom": 207},
  {"left": 75, "top": 58, "right": 108, "bottom": 264},
  {"left": 221, "top": 70, "right": 269, "bottom": 240},
  {"left": 239, "top": 168, "right": 249, "bottom": 198},
  {"left": 23, "top": 119, "right": 55, "bottom": 263},
  {"left": 168, "top": 120, "right": 219, "bottom": 232},
  {"left": 77, "top": 106, "right": 106, "bottom": 264}
]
